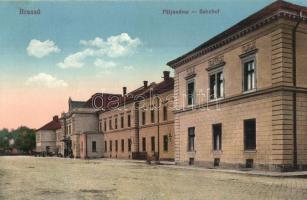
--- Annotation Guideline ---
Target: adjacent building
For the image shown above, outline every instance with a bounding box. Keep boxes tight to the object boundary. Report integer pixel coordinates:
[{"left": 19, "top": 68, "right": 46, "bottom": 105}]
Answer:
[
  {"left": 36, "top": 116, "right": 61, "bottom": 154},
  {"left": 167, "top": 0, "right": 307, "bottom": 171},
  {"left": 99, "top": 71, "right": 175, "bottom": 161},
  {"left": 36, "top": 72, "right": 175, "bottom": 161},
  {"left": 59, "top": 93, "right": 120, "bottom": 158}
]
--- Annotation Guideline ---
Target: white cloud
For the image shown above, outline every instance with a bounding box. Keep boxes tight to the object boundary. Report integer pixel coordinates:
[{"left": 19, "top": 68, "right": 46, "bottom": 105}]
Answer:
[
  {"left": 57, "top": 49, "right": 94, "bottom": 69},
  {"left": 80, "top": 37, "right": 104, "bottom": 47},
  {"left": 27, "top": 39, "right": 60, "bottom": 58},
  {"left": 104, "top": 33, "right": 141, "bottom": 57},
  {"left": 80, "top": 33, "right": 141, "bottom": 57},
  {"left": 123, "top": 65, "right": 135, "bottom": 70},
  {"left": 58, "top": 33, "right": 141, "bottom": 69},
  {"left": 94, "top": 59, "right": 117, "bottom": 69},
  {"left": 26, "top": 73, "right": 68, "bottom": 88}
]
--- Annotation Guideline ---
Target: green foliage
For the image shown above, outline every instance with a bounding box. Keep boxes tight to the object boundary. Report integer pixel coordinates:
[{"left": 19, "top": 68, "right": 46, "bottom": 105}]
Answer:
[
  {"left": 0, "top": 128, "right": 10, "bottom": 150},
  {"left": 0, "top": 126, "right": 35, "bottom": 153}
]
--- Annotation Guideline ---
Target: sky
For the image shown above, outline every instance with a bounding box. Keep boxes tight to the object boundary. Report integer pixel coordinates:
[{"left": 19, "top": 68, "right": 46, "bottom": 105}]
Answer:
[{"left": 0, "top": 0, "right": 306, "bottom": 130}]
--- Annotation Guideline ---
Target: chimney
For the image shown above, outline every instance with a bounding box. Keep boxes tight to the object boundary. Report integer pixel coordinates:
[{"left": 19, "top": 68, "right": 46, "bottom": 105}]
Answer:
[
  {"left": 163, "top": 71, "right": 170, "bottom": 81},
  {"left": 143, "top": 81, "right": 148, "bottom": 88},
  {"left": 123, "top": 87, "right": 127, "bottom": 96},
  {"left": 53, "top": 115, "right": 59, "bottom": 122}
]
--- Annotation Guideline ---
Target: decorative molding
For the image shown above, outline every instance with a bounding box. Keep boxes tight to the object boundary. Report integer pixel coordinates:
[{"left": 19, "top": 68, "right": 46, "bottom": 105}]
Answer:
[
  {"left": 207, "top": 55, "right": 225, "bottom": 71},
  {"left": 241, "top": 41, "right": 256, "bottom": 54},
  {"left": 208, "top": 55, "right": 224, "bottom": 67},
  {"left": 185, "top": 67, "right": 196, "bottom": 80},
  {"left": 173, "top": 85, "right": 307, "bottom": 114},
  {"left": 185, "top": 73, "right": 196, "bottom": 80},
  {"left": 239, "top": 49, "right": 258, "bottom": 59},
  {"left": 168, "top": 9, "right": 307, "bottom": 69}
]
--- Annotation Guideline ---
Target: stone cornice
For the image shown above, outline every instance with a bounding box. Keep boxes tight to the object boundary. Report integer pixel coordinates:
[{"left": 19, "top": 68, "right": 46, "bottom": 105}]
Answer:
[
  {"left": 173, "top": 86, "right": 307, "bottom": 114},
  {"left": 61, "top": 109, "right": 98, "bottom": 119},
  {"left": 139, "top": 120, "right": 175, "bottom": 129},
  {"left": 167, "top": 9, "right": 307, "bottom": 69}
]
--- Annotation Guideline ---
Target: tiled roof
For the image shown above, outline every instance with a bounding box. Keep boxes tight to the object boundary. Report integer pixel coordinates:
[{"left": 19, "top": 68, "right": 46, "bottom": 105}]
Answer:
[
  {"left": 167, "top": 0, "right": 307, "bottom": 68},
  {"left": 142, "top": 78, "right": 174, "bottom": 98},
  {"left": 152, "top": 77, "right": 174, "bottom": 94},
  {"left": 102, "top": 78, "right": 174, "bottom": 112},
  {"left": 83, "top": 93, "right": 103, "bottom": 108},
  {"left": 37, "top": 116, "right": 61, "bottom": 131},
  {"left": 69, "top": 100, "right": 86, "bottom": 110},
  {"left": 116, "top": 82, "right": 157, "bottom": 106}
]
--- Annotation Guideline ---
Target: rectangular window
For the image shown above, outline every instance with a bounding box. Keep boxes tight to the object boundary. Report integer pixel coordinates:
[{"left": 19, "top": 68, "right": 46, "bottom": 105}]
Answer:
[
  {"left": 104, "top": 141, "right": 107, "bottom": 152},
  {"left": 115, "top": 118, "right": 118, "bottom": 129},
  {"left": 151, "top": 136, "right": 155, "bottom": 152},
  {"left": 109, "top": 119, "right": 112, "bottom": 130},
  {"left": 142, "top": 137, "right": 146, "bottom": 152},
  {"left": 127, "top": 114, "right": 131, "bottom": 127},
  {"left": 115, "top": 140, "right": 118, "bottom": 152},
  {"left": 151, "top": 109, "right": 155, "bottom": 123},
  {"left": 104, "top": 120, "right": 107, "bottom": 131},
  {"left": 209, "top": 71, "right": 224, "bottom": 100},
  {"left": 128, "top": 139, "right": 132, "bottom": 152},
  {"left": 243, "top": 60, "right": 256, "bottom": 91},
  {"left": 213, "top": 124, "right": 222, "bottom": 150},
  {"left": 92, "top": 141, "right": 96, "bottom": 152},
  {"left": 99, "top": 121, "right": 102, "bottom": 132},
  {"left": 110, "top": 141, "right": 112, "bottom": 152},
  {"left": 188, "top": 127, "right": 195, "bottom": 151},
  {"left": 163, "top": 105, "right": 168, "bottom": 121},
  {"left": 142, "top": 111, "right": 146, "bottom": 125},
  {"left": 68, "top": 125, "right": 71, "bottom": 135},
  {"left": 121, "top": 139, "right": 124, "bottom": 152},
  {"left": 187, "top": 80, "right": 195, "bottom": 105},
  {"left": 163, "top": 135, "right": 168, "bottom": 152},
  {"left": 244, "top": 119, "right": 256, "bottom": 150},
  {"left": 121, "top": 116, "right": 124, "bottom": 128}
]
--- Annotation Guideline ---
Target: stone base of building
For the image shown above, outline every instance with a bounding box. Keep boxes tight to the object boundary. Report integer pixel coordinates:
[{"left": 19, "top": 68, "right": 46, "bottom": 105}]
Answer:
[{"left": 175, "top": 160, "right": 307, "bottom": 172}]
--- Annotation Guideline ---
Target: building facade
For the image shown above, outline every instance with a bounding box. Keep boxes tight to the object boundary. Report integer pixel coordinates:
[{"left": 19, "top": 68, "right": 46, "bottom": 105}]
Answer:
[
  {"left": 36, "top": 116, "right": 61, "bottom": 154},
  {"left": 56, "top": 127, "right": 64, "bottom": 156},
  {"left": 99, "top": 71, "right": 175, "bottom": 161},
  {"left": 167, "top": 1, "right": 307, "bottom": 171},
  {"left": 58, "top": 93, "right": 119, "bottom": 158}
]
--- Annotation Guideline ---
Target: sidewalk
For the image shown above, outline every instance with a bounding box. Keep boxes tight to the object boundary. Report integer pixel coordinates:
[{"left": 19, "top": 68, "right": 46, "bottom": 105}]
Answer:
[
  {"left": 159, "top": 164, "right": 307, "bottom": 178},
  {"left": 48, "top": 157, "right": 307, "bottom": 178},
  {"left": 131, "top": 159, "right": 307, "bottom": 178}
]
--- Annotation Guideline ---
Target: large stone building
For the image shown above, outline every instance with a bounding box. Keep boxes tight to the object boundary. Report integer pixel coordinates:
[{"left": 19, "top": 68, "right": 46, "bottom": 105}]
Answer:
[
  {"left": 167, "top": 0, "right": 307, "bottom": 171},
  {"left": 99, "top": 71, "right": 175, "bottom": 161},
  {"left": 36, "top": 116, "right": 61, "bottom": 154},
  {"left": 58, "top": 93, "right": 120, "bottom": 158}
]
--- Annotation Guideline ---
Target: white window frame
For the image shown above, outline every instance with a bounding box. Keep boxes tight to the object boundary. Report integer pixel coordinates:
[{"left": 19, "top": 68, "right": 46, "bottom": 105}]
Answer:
[
  {"left": 208, "top": 67, "right": 224, "bottom": 101},
  {"left": 186, "top": 78, "right": 195, "bottom": 106},
  {"left": 242, "top": 55, "right": 257, "bottom": 93}
]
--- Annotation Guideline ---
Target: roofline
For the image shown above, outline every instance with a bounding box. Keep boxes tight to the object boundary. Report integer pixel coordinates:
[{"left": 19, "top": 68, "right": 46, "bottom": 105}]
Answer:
[
  {"left": 97, "top": 78, "right": 174, "bottom": 114},
  {"left": 167, "top": 0, "right": 307, "bottom": 69},
  {"left": 61, "top": 109, "right": 99, "bottom": 119}
]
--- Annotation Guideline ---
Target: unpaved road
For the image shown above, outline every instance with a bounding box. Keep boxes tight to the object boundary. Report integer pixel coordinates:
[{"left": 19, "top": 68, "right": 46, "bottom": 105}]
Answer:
[{"left": 0, "top": 156, "right": 307, "bottom": 200}]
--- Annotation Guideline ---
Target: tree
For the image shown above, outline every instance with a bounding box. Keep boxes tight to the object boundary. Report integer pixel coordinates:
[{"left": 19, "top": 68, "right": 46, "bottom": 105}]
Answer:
[
  {"left": 13, "top": 127, "right": 36, "bottom": 153},
  {"left": 0, "top": 128, "right": 10, "bottom": 150},
  {"left": 0, "top": 126, "right": 35, "bottom": 153}
]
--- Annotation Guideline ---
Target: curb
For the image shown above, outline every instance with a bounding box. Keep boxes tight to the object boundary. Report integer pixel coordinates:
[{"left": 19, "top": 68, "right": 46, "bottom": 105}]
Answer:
[{"left": 156, "top": 164, "right": 307, "bottom": 178}]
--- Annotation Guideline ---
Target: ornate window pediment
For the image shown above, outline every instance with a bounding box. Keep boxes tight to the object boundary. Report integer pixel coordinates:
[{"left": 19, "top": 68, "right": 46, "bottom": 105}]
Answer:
[
  {"left": 207, "top": 55, "right": 225, "bottom": 71},
  {"left": 240, "top": 41, "right": 258, "bottom": 58},
  {"left": 185, "top": 67, "right": 196, "bottom": 80}
]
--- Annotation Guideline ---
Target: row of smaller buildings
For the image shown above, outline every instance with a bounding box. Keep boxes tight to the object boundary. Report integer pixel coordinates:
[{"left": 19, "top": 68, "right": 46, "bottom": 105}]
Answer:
[
  {"left": 36, "top": 71, "right": 175, "bottom": 161},
  {"left": 37, "top": 1, "right": 307, "bottom": 171}
]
